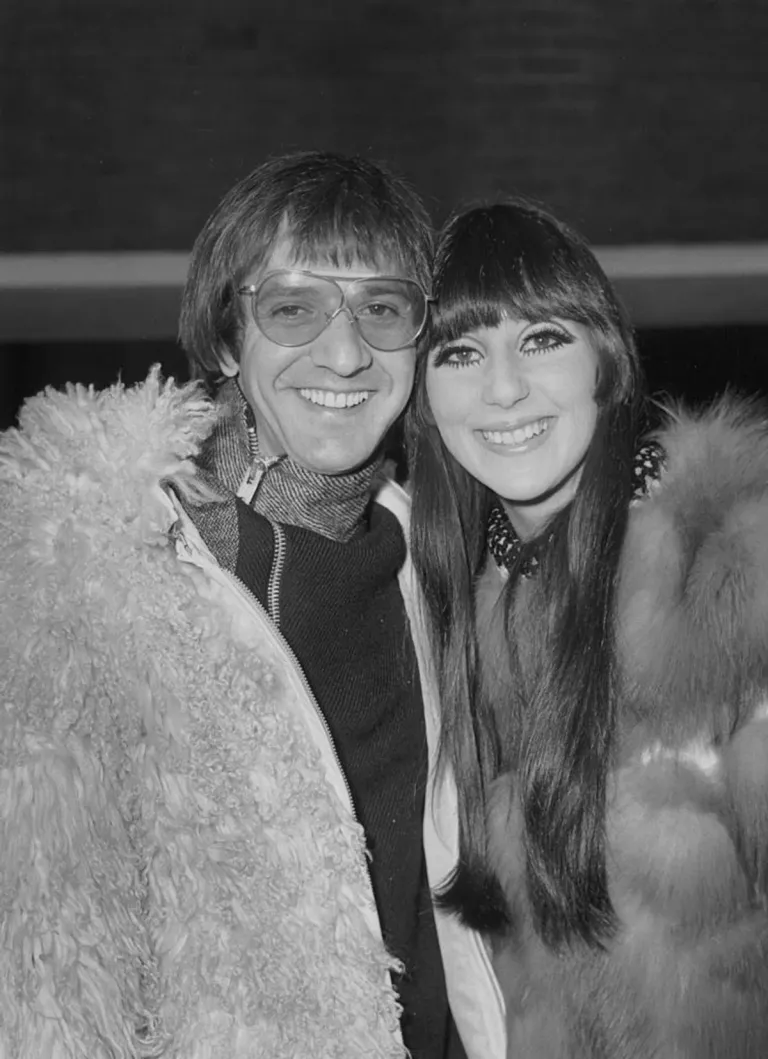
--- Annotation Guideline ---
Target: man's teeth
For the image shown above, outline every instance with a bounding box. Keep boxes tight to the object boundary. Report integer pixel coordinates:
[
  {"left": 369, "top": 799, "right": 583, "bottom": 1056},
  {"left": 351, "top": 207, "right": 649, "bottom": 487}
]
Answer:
[
  {"left": 299, "top": 389, "right": 370, "bottom": 408},
  {"left": 483, "top": 419, "right": 549, "bottom": 445}
]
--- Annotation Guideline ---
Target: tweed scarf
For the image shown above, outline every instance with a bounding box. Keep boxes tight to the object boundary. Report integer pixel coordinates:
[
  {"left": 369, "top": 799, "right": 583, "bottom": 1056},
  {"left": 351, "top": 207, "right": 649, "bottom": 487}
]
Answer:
[
  {"left": 487, "top": 440, "right": 666, "bottom": 576},
  {"left": 198, "top": 379, "right": 381, "bottom": 543}
]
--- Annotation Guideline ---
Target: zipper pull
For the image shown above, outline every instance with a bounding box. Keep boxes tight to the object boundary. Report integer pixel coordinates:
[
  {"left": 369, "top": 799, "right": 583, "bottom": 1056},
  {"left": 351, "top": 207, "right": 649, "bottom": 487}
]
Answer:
[
  {"left": 236, "top": 455, "right": 284, "bottom": 505},
  {"left": 169, "top": 517, "right": 195, "bottom": 562}
]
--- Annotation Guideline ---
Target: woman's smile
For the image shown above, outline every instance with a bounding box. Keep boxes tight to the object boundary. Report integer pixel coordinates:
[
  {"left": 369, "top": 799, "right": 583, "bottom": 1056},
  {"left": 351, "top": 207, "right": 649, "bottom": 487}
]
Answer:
[{"left": 478, "top": 416, "right": 554, "bottom": 449}]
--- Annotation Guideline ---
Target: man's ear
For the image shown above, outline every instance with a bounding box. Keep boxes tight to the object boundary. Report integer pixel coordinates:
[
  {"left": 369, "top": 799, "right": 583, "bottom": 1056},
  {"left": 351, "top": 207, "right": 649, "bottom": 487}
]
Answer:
[{"left": 218, "top": 348, "right": 239, "bottom": 378}]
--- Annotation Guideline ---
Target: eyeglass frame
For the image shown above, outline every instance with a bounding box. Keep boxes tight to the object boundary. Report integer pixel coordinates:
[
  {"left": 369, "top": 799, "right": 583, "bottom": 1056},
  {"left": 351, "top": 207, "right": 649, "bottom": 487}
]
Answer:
[{"left": 236, "top": 268, "right": 433, "bottom": 351}]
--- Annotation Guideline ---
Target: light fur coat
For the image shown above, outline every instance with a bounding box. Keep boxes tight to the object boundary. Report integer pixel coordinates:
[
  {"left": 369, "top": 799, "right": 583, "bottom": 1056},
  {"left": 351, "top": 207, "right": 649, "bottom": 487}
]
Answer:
[
  {"left": 0, "top": 372, "right": 407, "bottom": 1058},
  {"left": 478, "top": 399, "right": 768, "bottom": 1059}
]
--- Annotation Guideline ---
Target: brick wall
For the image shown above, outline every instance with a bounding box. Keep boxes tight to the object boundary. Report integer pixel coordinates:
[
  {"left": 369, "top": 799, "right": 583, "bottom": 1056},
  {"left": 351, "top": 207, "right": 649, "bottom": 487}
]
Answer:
[{"left": 2, "top": 0, "right": 767, "bottom": 251}]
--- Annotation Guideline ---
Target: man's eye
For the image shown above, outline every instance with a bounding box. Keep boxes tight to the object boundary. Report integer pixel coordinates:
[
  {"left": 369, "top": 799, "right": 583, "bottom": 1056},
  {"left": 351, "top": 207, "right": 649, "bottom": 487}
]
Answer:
[
  {"left": 358, "top": 301, "right": 401, "bottom": 319},
  {"left": 267, "top": 302, "right": 313, "bottom": 320}
]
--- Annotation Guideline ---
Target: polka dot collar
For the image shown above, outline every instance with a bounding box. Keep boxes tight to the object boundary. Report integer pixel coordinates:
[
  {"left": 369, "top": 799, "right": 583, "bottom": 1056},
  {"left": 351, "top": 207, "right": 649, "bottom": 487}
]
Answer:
[{"left": 487, "top": 439, "right": 666, "bottom": 577}]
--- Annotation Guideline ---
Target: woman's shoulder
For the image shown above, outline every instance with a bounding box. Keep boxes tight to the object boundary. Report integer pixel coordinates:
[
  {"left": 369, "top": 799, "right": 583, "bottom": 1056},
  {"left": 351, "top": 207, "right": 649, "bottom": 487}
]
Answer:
[
  {"left": 624, "top": 393, "right": 768, "bottom": 571},
  {"left": 618, "top": 393, "right": 768, "bottom": 738},
  {"left": 649, "top": 393, "right": 768, "bottom": 494}
]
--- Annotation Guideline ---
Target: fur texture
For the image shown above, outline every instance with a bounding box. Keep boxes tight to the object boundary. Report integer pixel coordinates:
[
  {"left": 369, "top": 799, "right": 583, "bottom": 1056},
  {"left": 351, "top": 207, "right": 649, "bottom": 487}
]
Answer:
[
  {"left": 0, "top": 370, "right": 404, "bottom": 1058},
  {"left": 483, "top": 397, "right": 768, "bottom": 1059}
]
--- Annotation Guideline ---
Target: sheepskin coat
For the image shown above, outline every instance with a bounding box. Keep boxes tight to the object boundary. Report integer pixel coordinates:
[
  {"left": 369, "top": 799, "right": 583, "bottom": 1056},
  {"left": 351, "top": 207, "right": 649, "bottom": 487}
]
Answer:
[
  {"left": 479, "top": 399, "right": 768, "bottom": 1059},
  {"left": 0, "top": 373, "right": 506, "bottom": 1059}
]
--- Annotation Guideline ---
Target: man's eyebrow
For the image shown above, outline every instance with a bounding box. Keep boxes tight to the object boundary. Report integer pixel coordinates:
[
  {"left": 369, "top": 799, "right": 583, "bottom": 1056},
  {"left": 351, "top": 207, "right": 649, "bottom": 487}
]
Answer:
[
  {"left": 260, "top": 278, "right": 325, "bottom": 293},
  {"left": 354, "top": 278, "right": 410, "bottom": 289}
]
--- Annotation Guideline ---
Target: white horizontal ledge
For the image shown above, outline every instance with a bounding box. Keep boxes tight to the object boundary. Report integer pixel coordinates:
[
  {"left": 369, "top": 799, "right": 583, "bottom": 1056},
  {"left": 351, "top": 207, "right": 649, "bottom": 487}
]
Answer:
[
  {"left": 3, "top": 243, "right": 768, "bottom": 286},
  {"left": 0, "top": 253, "right": 188, "bottom": 342},
  {"left": 596, "top": 243, "right": 768, "bottom": 279},
  {"left": 0, "top": 245, "right": 767, "bottom": 340}
]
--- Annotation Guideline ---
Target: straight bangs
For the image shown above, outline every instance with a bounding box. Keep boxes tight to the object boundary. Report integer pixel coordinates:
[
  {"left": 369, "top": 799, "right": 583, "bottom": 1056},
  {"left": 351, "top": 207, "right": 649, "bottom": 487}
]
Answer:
[{"left": 429, "top": 202, "right": 625, "bottom": 353}]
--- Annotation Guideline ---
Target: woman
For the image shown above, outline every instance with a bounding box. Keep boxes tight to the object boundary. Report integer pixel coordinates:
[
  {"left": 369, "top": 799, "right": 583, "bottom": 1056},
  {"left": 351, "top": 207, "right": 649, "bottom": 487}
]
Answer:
[{"left": 407, "top": 199, "right": 768, "bottom": 1058}]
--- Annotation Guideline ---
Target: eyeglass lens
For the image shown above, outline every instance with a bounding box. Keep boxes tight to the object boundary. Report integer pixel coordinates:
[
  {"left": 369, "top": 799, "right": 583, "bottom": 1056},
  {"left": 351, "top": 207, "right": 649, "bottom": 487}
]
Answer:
[{"left": 252, "top": 272, "right": 427, "bottom": 350}]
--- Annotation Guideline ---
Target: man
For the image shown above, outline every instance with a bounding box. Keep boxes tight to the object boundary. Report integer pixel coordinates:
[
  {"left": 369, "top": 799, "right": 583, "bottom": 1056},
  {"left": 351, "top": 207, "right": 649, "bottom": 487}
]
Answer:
[{"left": 0, "top": 152, "right": 505, "bottom": 1058}]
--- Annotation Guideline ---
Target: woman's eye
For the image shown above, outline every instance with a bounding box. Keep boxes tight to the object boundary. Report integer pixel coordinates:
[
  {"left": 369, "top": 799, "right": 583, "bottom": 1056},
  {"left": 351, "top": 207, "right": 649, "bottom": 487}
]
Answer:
[
  {"left": 434, "top": 344, "right": 481, "bottom": 368},
  {"left": 521, "top": 327, "right": 571, "bottom": 355}
]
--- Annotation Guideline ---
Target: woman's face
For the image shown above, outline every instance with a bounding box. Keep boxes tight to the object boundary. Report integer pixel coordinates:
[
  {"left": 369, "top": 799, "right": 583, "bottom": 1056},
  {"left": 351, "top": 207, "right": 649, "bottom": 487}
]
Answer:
[{"left": 425, "top": 316, "right": 600, "bottom": 538}]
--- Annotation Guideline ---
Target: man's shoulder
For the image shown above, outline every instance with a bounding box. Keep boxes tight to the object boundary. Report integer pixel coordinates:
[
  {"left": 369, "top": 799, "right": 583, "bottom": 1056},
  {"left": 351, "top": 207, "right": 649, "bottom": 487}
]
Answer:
[
  {"left": 0, "top": 368, "right": 223, "bottom": 570},
  {"left": 1, "top": 367, "right": 218, "bottom": 503}
]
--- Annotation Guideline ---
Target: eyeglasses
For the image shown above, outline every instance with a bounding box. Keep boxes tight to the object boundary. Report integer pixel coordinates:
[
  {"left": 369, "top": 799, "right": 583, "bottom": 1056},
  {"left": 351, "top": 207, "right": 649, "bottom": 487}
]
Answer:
[{"left": 237, "top": 269, "right": 431, "bottom": 352}]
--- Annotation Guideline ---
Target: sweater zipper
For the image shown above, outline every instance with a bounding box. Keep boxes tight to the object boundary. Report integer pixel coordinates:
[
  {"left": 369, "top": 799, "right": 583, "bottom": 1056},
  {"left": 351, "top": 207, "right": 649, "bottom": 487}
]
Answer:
[{"left": 266, "top": 519, "right": 286, "bottom": 629}]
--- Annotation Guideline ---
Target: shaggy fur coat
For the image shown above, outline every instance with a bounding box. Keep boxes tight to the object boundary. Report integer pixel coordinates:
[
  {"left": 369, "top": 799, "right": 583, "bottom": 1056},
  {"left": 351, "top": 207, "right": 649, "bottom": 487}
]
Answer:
[
  {"left": 477, "top": 399, "right": 768, "bottom": 1059},
  {"left": 0, "top": 373, "right": 408, "bottom": 1058}
]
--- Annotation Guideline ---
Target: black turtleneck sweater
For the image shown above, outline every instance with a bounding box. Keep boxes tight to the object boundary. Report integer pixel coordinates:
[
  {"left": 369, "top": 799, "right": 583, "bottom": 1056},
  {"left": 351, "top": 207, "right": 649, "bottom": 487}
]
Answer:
[{"left": 235, "top": 498, "right": 464, "bottom": 1059}]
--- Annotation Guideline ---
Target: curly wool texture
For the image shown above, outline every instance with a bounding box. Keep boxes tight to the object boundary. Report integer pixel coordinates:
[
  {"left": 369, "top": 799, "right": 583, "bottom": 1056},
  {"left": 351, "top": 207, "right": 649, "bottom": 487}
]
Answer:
[{"left": 0, "top": 371, "right": 403, "bottom": 1058}]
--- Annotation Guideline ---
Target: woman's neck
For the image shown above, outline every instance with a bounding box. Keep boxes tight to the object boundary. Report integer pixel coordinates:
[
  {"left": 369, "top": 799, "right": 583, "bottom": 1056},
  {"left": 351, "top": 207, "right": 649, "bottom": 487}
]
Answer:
[{"left": 500, "top": 484, "right": 577, "bottom": 541}]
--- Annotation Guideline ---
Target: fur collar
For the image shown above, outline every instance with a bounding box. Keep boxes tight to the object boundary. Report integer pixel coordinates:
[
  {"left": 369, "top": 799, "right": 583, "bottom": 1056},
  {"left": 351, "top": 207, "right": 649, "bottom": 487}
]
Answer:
[{"left": 617, "top": 396, "right": 768, "bottom": 742}]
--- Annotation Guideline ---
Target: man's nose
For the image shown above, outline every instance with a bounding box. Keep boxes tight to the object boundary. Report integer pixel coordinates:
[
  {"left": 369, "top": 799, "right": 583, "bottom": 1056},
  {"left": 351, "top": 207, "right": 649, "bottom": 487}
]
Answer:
[
  {"left": 481, "top": 357, "right": 530, "bottom": 407},
  {"left": 310, "top": 309, "right": 373, "bottom": 375}
]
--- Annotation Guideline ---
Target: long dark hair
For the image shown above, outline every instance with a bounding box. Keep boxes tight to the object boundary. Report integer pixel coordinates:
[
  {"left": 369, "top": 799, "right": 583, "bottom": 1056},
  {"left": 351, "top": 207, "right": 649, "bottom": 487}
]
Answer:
[{"left": 407, "top": 200, "right": 645, "bottom": 949}]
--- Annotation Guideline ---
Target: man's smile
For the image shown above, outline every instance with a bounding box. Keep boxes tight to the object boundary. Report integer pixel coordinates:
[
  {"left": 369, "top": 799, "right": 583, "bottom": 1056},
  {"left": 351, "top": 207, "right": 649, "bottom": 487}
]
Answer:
[{"left": 298, "top": 388, "right": 372, "bottom": 409}]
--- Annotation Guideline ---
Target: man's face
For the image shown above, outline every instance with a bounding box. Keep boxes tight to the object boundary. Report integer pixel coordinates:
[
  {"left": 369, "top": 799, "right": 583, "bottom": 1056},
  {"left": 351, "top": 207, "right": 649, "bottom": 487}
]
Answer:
[{"left": 221, "top": 238, "right": 417, "bottom": 476}]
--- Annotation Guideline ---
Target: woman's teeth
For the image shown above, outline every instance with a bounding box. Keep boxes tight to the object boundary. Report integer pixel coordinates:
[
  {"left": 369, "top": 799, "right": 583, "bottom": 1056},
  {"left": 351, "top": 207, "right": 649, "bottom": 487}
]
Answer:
[
  {"left": 482, "top": 419, "right": 550, "bottom": 445},
  {"left": 300, "top": 389, "right": 370, "bottom": 408}
]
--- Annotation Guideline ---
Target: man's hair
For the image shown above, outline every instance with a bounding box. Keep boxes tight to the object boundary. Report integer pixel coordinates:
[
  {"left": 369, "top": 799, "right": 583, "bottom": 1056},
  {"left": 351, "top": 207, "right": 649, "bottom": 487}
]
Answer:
[
  {"left": 179, "top": 151, "right": 433, "bottom": 384},
  {"left": 406, "top": 199, "right": 646, "bottom": 951}
]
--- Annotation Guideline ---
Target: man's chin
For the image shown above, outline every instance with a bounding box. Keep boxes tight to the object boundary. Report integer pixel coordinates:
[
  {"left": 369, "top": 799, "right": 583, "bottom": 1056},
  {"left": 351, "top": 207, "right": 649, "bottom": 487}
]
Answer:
[{"left": 290, "top": 443, "right": 382, "bottom": 477}]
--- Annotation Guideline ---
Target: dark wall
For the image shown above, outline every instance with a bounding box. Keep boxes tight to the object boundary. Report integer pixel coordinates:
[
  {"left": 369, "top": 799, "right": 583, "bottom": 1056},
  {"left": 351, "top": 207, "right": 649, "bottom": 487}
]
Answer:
[
  {"left": 2, "top": 0, "right": 767, "bottom": 252},
  {"left": 3, "top": 3, "right": 767, "bottom": 428}
]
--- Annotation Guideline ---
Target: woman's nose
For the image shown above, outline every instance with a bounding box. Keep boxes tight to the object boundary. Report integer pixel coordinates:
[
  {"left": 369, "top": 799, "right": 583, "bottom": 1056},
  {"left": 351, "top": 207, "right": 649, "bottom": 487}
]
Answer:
[{"left": 481, "top": 357, "right": 530, "bottom": 407}]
